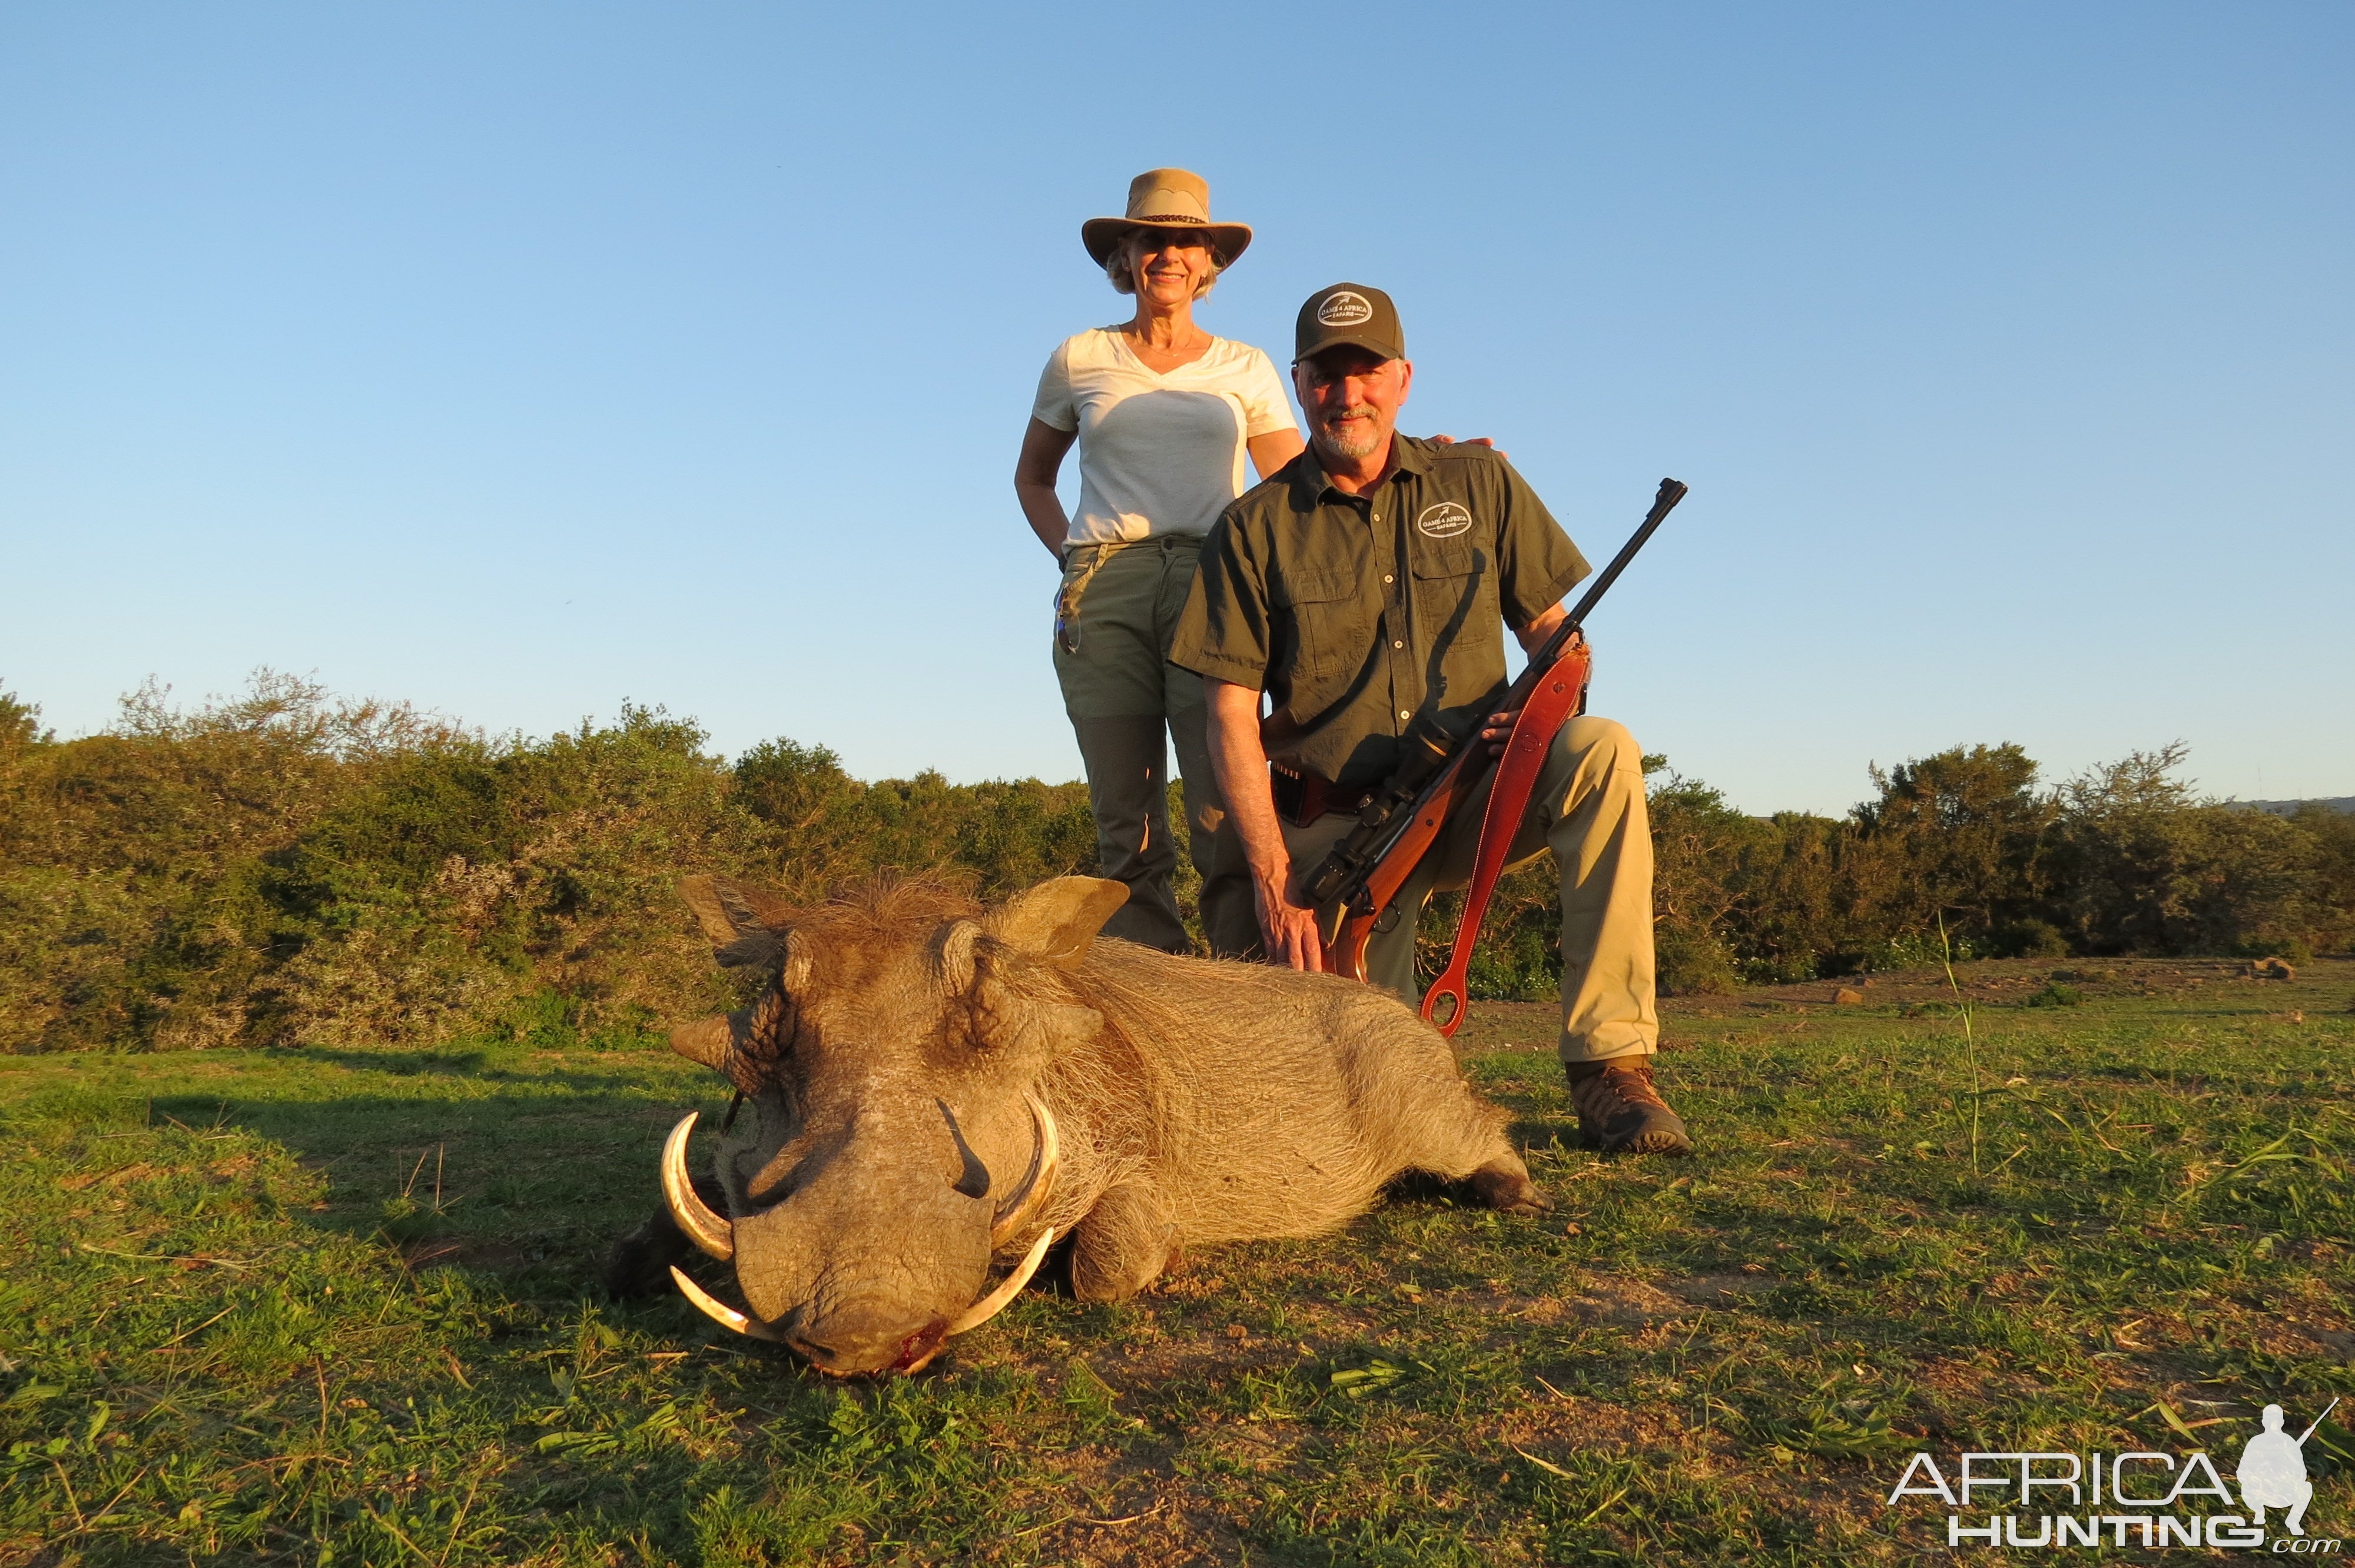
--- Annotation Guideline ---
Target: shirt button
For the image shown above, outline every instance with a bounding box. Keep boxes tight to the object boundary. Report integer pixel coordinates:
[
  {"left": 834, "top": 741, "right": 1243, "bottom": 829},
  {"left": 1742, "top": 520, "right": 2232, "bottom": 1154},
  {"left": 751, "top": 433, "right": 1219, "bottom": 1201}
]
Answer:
[
  {"left": 1393, "top": 640, "right": 1404, "bottom": 649},
  {"left": 1383, "top": 574, "right": 1394, "bottom": 584},
  {"left": 1398, "top": 709, "right": 1411, "bottom": 720}
]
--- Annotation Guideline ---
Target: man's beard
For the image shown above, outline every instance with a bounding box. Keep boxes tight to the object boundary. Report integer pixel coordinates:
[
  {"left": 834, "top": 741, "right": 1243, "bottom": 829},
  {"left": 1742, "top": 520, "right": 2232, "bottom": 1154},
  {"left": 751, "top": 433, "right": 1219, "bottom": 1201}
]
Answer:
[{"left": 1314, "top": 409, "right": 1384, "bottom": 461}]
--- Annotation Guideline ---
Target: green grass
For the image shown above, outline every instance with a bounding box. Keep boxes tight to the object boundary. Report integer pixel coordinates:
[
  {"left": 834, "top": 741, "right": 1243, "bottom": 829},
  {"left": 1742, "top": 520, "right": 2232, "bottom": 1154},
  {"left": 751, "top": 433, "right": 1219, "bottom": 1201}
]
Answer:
[{"left": 4, "top": 959, "right": 2353, "bottom": 1564}]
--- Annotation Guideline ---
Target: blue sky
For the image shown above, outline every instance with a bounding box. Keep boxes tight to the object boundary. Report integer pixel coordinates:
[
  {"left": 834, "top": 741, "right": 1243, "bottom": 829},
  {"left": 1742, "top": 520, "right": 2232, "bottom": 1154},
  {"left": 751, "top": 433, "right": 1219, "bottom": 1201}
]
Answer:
[{"left": 2, "top": 2, "right": 2347, "bottom": 813}]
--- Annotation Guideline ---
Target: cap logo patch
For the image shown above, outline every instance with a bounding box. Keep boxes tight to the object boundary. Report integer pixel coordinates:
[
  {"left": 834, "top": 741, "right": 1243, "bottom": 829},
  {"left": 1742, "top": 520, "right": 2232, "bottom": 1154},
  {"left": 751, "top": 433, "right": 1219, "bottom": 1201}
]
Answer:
[
  {"left": 1316, "top": 291, "right": 1374, "bottom": 327},
  {"left": 1417, "top": 501, "right": 1473, "bottom": 539}
]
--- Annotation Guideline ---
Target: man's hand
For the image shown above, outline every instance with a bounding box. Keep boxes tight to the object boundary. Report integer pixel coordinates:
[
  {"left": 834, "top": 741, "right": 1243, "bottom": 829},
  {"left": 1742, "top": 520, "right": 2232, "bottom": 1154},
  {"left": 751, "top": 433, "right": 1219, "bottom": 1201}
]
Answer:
[
  {"left": 1204, "top": 676, "right": 1331, "bottom": 972},
  {"left": 1477, "top": 705, "right": 1521, "bottom": 758},
  {"left": 1482, "top": 619, "right": 1583, "bottom": 755},
  {"left": 1253, "top": 868, "right": 1326, "bottom": 972}
]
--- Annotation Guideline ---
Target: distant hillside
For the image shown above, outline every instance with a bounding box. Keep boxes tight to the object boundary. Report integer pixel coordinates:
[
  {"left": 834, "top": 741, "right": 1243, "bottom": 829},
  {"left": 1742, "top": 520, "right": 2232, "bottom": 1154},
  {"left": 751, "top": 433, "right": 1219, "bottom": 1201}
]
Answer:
[{"left": 2233, "top": 797, "right": 2355, "bottom": 817}]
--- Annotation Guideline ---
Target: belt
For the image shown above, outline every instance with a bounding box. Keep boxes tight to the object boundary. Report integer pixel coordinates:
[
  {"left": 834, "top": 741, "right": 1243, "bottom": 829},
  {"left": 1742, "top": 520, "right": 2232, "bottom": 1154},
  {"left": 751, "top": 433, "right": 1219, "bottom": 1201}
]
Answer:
[
  {"left": 1056, "top": 534, "right": 1205, "bottom": 655},
  {"left": 1269, "top": 763, "right": 1379, "bottom": 830}
]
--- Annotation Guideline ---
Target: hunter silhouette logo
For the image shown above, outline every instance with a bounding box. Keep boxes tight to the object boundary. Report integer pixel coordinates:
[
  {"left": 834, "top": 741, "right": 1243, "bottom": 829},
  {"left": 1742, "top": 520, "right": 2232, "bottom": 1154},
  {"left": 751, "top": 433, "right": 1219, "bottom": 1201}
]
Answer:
[
  {"left": 1417, "top": 501, "right": 1473, "bottom": 539},
  {"left": 1316, "top": 291, "right": 1374, "bottom": 327},
  {"left": 2238, "top": 1398, "right": 2337, "bottom": 1537}
]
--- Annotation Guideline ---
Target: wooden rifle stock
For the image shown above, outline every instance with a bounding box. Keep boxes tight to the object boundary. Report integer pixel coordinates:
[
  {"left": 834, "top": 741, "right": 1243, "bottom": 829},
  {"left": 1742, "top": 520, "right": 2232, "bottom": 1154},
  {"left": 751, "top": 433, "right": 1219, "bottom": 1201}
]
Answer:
[{"left": 1313, "top": 479, "right": 1689, "bottom": 1014}]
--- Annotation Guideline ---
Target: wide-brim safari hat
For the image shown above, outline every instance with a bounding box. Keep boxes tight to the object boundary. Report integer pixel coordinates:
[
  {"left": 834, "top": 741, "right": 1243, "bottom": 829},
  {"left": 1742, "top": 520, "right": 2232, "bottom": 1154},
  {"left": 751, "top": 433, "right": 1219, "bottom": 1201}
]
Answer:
[{"left": 1081, "top": 168, "right": 1253, "bottom": 268}]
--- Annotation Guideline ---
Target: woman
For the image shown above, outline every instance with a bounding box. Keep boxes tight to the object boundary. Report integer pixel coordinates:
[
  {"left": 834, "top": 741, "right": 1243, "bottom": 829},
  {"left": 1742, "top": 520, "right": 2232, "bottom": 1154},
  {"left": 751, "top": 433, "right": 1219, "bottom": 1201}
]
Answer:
[{"left": 1015, "top": 168, "right": 1303, "bottom": 957}]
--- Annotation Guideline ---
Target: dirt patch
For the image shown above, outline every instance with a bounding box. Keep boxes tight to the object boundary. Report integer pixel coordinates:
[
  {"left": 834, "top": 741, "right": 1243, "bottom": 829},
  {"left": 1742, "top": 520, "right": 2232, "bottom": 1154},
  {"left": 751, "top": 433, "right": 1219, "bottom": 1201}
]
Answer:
[
  {"left": 1494, "top": 1393, "right": 1659, "bottom": 1452},
  {"left": 399, "top": 1239, "right": 531, "bottom": 1273},
  {"left": 57, "top": 1161, "right": 164, "bottom": 1192},
  {"left": 1493, "top": 1294, "right": 1575, "bottom": 1326},
  {"left": 1036, "top": 1497, "right": 1246, "bottom": 1568},
  {"left": 1669, "top": 1273, "right": 1779, "bottom": 1306},
  {"left": 2247, "top": 1315, "right": 2355, "bottom": 1361},
  {"left": 992, "top": 1439, "right": 1240, "bottom": 1567},
  {"left": 1568, "top": 1277, "right": 1694, "bottom": 1326}
]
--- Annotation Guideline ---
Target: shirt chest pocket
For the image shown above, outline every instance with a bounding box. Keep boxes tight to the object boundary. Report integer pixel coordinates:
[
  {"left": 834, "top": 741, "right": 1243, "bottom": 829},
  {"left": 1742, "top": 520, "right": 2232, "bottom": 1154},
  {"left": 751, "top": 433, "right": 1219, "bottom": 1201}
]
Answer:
[
  {"left": 1272, "top": 567, "right": 1366, "bottom": 677},
  {"left": 1410, "top": 545, "right": 1493, "bottom": 646}
]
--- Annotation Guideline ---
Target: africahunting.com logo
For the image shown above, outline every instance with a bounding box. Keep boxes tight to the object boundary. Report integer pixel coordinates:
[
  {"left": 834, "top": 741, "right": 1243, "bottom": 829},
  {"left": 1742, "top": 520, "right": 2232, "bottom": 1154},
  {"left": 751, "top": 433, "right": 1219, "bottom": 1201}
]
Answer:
[{"left": 1883, "top": 1400, "right": 2343, "bottom": 1552}]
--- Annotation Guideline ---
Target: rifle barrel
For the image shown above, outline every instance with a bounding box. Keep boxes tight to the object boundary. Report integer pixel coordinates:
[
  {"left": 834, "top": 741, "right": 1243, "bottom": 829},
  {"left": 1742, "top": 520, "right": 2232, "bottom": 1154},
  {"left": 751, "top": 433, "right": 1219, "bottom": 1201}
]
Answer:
[{"left": 1557, "top": 478, "right": 1687, "bottom": 641}]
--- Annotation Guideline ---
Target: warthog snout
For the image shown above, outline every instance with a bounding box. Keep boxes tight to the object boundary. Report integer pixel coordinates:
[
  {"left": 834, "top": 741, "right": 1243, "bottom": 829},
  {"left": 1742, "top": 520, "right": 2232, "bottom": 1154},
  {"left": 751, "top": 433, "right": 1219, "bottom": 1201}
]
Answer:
[{"left": 781, "top": 1298, "right": 948, "bottom": 1374}]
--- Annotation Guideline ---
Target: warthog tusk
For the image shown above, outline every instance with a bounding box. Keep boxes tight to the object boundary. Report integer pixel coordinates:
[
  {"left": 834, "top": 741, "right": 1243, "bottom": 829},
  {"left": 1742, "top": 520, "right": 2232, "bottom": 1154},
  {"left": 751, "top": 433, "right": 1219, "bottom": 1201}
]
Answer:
[
  {"left": 946, "top": 1226, "right": 1055, "bottom": 1337},
  {"left": 661, "top": 1111, "right": 735, "bottom": 1261},
  {"left": 668, "top": 1265, "right": 783, "bottom": 1341},
  {"left": 990, "top": 1096, "right": 1059, "bottom": 1249}
]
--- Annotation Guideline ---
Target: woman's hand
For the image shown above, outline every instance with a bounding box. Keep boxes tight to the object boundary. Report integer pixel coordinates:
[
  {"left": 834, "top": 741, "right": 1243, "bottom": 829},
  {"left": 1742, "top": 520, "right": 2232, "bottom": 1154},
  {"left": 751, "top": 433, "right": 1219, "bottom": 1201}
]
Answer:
[
  {"left": 1014, "top": 418, "right": 1079, "bottom": 558},
  {"left": 1430, "top": 434, "right": 1508, "bottom": 460}
]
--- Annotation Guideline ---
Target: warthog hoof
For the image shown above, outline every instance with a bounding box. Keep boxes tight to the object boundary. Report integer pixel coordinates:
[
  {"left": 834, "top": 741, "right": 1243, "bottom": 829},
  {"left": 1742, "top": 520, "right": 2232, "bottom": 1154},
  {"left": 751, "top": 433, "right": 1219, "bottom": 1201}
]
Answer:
[{"left": 1470, "top": 1160, "right": 1551, "bottom": 1214}]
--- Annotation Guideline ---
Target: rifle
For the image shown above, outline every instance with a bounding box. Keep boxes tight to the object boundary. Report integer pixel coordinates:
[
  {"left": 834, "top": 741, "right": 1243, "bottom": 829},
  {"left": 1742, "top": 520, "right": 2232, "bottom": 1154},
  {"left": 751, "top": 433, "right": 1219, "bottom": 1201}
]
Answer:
[{"left": 1305, "top": 478, "right": 1688, "bottom": 1031}]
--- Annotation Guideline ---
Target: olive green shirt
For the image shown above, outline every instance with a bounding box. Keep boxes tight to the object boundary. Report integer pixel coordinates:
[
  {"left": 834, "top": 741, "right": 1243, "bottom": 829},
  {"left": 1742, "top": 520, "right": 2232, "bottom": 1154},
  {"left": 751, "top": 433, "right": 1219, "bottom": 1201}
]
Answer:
[{"left": 1170, "top": 436, "right": 1591, "bottom": 788}]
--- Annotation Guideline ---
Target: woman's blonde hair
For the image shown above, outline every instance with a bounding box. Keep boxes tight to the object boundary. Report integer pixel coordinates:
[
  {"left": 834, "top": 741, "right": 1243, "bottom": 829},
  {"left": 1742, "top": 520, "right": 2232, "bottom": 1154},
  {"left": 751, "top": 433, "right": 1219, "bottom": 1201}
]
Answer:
[{"left": 1105, "top": 230, "right": 1225, "bottom": 299}]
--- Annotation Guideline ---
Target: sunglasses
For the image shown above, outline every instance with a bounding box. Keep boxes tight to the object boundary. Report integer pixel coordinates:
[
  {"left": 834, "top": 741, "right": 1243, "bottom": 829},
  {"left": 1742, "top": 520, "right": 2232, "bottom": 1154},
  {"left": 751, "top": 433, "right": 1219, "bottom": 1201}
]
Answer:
[{"left": 1131, "top": 227, "right": 1212, "bottom": 254}]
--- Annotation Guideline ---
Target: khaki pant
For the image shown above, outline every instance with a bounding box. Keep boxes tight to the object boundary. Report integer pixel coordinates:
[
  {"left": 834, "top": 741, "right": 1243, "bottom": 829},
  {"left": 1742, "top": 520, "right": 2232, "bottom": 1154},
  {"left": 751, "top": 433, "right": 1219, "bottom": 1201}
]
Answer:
[
  {"left": 1280, "top": 715, "right": 1659, "bottom": 1064},
  {"left": 1053, "top": 536, "right": 1257, "bottom": 957}
]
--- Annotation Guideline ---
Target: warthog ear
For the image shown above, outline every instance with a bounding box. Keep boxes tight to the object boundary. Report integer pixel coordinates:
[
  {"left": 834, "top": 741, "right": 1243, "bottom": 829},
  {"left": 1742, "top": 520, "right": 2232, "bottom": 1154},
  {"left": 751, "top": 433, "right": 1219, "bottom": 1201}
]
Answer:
[
  {"left": 936, "top": 919, "right": 984, "bottom": 994},
  {"left": 680, "top": 875, "right": 794, "bottom": 966},
  {"left": 983, "top": 876, "right": 1130, "bottom": 971},
  {"left": 669, "top": 1011, "right": 744, "bottom": 1072}
]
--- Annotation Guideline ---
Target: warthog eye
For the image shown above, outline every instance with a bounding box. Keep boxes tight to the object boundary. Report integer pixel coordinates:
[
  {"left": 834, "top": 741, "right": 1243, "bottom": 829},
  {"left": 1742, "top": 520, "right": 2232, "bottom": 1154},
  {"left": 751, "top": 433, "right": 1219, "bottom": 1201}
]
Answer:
[
  {"left": 936, "top": 1099, "right": 993, "bottom": 1200},
  {"left": 725, "top": 981, "right": 798, "bottom": 1090}
]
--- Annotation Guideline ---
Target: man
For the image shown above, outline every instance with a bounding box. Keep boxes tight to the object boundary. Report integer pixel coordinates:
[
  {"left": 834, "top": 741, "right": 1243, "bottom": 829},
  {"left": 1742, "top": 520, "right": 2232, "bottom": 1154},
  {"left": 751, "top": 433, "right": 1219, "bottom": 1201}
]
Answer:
[
  {"left": 1169, "top": 282, "right": 1691, "bottom": 1156},
  {"left": 2236, "top": 1403, "right": 2317, "bottom": 1536}
]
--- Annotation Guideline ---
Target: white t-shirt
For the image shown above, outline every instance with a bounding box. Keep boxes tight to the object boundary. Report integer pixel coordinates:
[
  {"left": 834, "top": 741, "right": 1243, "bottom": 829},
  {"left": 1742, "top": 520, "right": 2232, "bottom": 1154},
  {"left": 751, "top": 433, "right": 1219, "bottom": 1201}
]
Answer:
[{"left": 1031, "top": 328, "right": 1298, "bottom": 545}]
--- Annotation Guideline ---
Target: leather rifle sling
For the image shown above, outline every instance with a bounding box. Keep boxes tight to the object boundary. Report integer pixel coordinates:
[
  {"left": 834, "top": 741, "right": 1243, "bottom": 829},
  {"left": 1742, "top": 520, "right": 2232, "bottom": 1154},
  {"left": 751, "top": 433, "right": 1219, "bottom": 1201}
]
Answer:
[{"left": 1418, "top": 643, "right": 1593, "bottom": 1035}]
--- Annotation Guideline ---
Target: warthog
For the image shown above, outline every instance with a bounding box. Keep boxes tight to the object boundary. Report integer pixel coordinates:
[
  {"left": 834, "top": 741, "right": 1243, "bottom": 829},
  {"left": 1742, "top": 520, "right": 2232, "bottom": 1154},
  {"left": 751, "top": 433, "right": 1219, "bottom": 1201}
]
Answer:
[{"left": 608, "top": 872, "right": 1546, "bottom": 1376}]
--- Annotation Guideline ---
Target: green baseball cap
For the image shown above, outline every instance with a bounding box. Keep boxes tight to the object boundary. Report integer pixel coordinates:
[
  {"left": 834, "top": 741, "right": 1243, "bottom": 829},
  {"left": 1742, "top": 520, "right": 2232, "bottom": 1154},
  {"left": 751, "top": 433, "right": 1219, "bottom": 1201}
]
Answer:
[{"left": 1294, "top": 282, "right": 1404, "bottom": 364}]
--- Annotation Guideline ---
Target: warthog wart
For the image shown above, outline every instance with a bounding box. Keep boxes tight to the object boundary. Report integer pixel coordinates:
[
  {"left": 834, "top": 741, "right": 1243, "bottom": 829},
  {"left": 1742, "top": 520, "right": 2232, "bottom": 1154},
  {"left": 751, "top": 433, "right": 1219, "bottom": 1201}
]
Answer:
[{"left": 606, "top": 872, "right": 1547, "bottom": 1376}]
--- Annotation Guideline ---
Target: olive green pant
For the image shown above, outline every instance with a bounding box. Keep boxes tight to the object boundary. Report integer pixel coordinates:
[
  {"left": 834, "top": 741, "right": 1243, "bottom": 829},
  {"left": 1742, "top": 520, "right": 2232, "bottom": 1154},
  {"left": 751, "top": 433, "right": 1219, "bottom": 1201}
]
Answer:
[
  {"left": 1053, "top": 536, "right": 1257, "bottom": 957},
  {"left": 1279, "top": 715, "right": 1659, "bottom": 1064}
]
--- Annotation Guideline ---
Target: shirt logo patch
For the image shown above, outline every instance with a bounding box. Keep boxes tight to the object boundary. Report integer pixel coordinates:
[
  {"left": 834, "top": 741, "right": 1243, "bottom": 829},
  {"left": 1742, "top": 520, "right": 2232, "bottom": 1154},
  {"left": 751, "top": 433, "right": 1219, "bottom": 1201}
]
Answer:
[
  {"left": 1316, "top": 291, "right": 1374, "bottom": 327},
  {"left": 1417, "top": 501, "right": 1473, "bottom": 539}
]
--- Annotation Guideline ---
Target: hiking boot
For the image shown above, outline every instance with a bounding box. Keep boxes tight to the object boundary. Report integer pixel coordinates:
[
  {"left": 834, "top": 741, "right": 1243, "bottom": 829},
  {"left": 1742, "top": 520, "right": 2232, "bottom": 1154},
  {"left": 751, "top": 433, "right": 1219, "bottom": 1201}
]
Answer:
[{"left": 1565, "top": 1058, "right": 1693, "bottom": 1156}]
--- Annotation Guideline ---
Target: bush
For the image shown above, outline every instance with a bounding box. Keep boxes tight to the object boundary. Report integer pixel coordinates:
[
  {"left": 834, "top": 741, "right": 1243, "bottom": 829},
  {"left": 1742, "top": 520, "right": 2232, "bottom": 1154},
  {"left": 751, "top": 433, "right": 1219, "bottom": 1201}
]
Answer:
[
  {"left": 2047, "top": 746, "right": 2328, "bottom": 956},
  {"left": 0, "top": 675, "right": 1100, "bottom": 1053},
  {"left": 1641, "top": 742, "right": 2350, "bottom": 981},
  {"left": 1653, "top": 927, "right": 1736, "bottom": 995},
  {"left": 1647, "top": 766, "right": 1766, "bottom": 994},
  {"left": 1991, "top": 919, "right": 2071, "bottom": 959},
  {"left": 4, "top": 673, "right": 2349, "bottom": 1052},
  {"left": 1850, "top": 743, "right": 2056, "bottom": 939}
]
